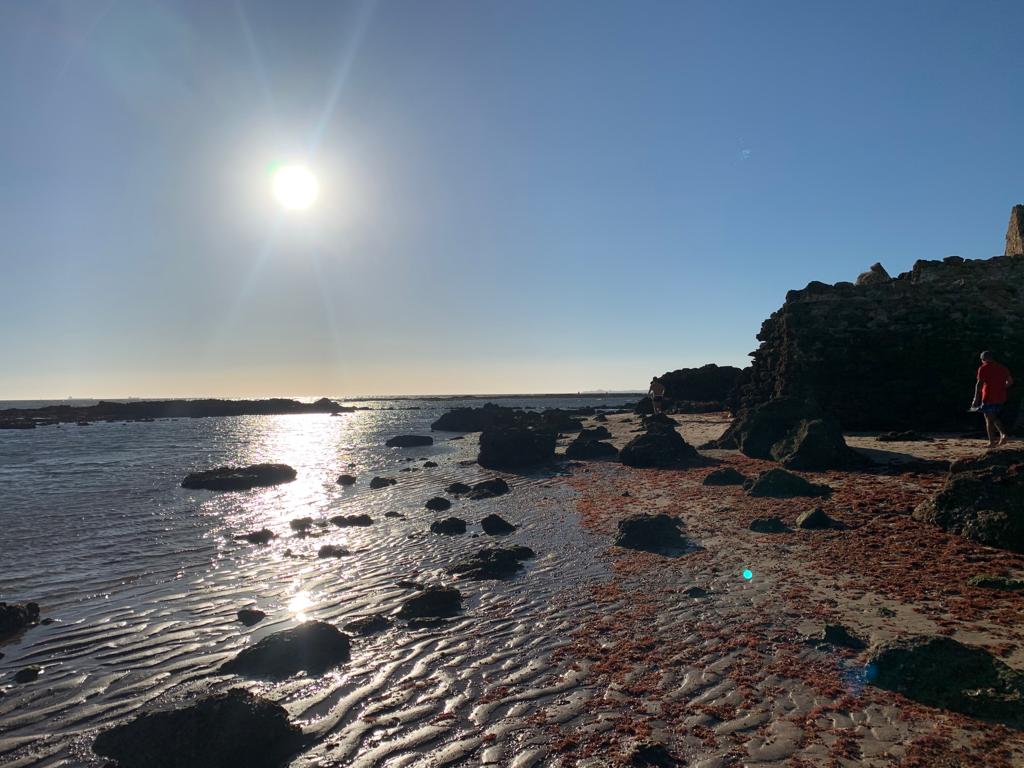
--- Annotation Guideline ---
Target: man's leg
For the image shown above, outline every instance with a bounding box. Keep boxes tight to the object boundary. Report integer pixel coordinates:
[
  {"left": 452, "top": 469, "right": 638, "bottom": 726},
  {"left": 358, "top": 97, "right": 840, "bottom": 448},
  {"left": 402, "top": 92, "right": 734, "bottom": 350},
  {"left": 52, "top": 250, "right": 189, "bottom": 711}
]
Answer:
[
  {"left": 984, "top": 412, "right": 998, "bottom": 446},
  {"left": 993, "top": 414, "right": 1009, "bottom": 445}
]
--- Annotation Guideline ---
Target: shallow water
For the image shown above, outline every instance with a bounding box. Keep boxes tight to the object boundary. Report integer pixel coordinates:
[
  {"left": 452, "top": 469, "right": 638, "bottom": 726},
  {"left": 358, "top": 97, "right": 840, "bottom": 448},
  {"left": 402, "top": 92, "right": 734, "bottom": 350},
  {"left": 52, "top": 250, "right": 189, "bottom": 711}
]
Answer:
[{"left": 0, "top": 396, "right": 631, "bottom": 766}]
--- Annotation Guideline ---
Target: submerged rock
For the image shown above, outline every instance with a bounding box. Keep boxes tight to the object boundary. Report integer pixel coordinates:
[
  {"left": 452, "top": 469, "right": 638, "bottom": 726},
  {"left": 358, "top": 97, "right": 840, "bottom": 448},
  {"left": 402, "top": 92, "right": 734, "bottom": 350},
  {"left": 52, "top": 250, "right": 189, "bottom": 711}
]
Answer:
[
  {"left": 385, "top": 434, "right": 434, "bottom": 448},
  {"left": 467, "top": 478, "right": 510, "bottom": 499},
  {"left": 746, "top": 469, "right": 832, "bottom": 498},
  {"left": 614, "top": 513, "right": 687, "bottom": 552},
  {"left": 289, "top": 517, "right": 314, "bottom": 532},
  {"left": 369, "top": 476, "right": 397, "bottom": 489},
  {"left": 397, "top": 586, "right": 462, "bottom": 619},
  {"left": 448, "top": 546, "right": 536, "bottom": 580},
  {"left": 92, "top": 688, "right": 305, "bottom": 768},
  {"left": 181, "top": 463, "right": 297, "bottom": 492},
  {"left": 425, "top": 496, "right": 451, "bottom": 511},
  {"left": 619, "top": 425, "right": 703, "bottom": 469},
  {"left": 318, "top": 545, "right": 350, "bottom": 558},
  {"left": 329, "top": 514, "right": 373, "bottom": 527},
  {"left": 702, "top": 467, "right": 748, "bottom": 486},
  {"left": 221, "top": 621, "right": 351, "bottom": 680},
  {"left": 0, "top": 602, "right": 40, "bottom": 643},
  {"left": 235, "top": 528, "right": 276, "bottom": 545},
  {"left": 480, "top": 513, "right": 516, "bottom": 535},
  {"left": 866, "top": 635, "right": 1024, "bottom": 726},
  {"left": 430, "top": 517, "right": 467, "bottom": 535},
  {"left": 478, "top": 426, "right": 556, "bottom": 469},
  {"left": 236, "top": 608, "right": 266, "bottom": 626}
]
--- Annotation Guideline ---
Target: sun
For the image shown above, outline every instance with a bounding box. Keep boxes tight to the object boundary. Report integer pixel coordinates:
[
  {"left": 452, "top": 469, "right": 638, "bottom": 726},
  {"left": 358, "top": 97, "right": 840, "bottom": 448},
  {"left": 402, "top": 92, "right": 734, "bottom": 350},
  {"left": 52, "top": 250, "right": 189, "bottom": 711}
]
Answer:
[{"left": 271, "top": 164, "right": 319, "bottom": 210}]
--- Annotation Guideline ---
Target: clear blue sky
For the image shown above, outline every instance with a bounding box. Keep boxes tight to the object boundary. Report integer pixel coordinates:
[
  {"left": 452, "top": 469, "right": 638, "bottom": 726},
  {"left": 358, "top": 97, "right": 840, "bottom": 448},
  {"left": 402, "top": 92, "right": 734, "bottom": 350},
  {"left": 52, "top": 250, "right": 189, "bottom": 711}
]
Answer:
[{"left": 2, "top": 0, "right": 1021, "bottom": 398}]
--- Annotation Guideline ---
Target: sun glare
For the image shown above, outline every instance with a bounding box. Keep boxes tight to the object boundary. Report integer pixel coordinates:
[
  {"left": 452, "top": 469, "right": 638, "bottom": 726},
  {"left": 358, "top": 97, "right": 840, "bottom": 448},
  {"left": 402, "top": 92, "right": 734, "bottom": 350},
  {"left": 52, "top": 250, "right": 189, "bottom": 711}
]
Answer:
[{"left": 271, "top": 164, "right": 319, "bottom": 211}]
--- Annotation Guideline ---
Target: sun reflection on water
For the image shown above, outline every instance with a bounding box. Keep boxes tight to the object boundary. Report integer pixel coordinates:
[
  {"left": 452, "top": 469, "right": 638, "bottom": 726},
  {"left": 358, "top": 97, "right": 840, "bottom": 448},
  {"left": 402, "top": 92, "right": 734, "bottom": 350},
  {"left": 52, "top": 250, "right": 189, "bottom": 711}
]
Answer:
[{"left": 288, "top": 590, "right": 313, "bottom": 621}]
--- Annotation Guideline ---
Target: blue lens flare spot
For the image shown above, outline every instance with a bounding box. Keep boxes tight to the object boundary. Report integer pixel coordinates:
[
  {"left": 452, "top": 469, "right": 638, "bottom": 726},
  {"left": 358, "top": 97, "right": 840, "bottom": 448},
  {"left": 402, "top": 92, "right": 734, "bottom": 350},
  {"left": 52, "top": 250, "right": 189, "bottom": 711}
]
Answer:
[{"left": 742, "top": 569, "right": 753, "bottom": 580}]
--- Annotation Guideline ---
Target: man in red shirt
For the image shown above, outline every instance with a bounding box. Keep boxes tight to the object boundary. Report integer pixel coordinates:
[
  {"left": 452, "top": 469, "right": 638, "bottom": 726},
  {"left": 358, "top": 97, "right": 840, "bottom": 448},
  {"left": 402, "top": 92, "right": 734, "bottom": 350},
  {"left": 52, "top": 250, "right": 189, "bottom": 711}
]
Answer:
[{"left": 972, "top": 350, "right": 1013, "bottom": 447}]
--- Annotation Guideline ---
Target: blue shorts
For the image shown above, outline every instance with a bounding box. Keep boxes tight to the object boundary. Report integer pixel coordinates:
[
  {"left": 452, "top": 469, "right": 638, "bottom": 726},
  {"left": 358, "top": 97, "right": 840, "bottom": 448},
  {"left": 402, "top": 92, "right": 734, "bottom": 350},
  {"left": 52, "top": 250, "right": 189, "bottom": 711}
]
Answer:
[{"left": 980, "top": 403, "right": 1004, "bottom": 414}]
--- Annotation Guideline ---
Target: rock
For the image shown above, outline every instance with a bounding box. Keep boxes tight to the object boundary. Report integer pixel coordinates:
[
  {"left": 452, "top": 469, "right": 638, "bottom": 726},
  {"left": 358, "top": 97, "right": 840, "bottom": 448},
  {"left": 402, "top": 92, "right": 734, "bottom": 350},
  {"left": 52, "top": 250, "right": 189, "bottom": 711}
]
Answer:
[
  {"left": 878, "top": 430, "right": 931, "bottom": 442},
  {"left": 773, "top": 417, "right": 870, "bottom": 471},
  {"left": 448, "top": 546, "right": 535, "bottom": 580},
  {"left": 749, "top": 517, "right": 790, "bottom": 533},
  {"left": 648, "top": 364, "right": 744, "bottom": 406},
  {"left": 237, "top": 608, "right": 266, "bottom": 626},
  {"left": 336, "top": 474, "right": 356, "bottom": 486},
  {"left": 385, "top": 434, "right": 434, "bottom": 448},
  {"left": 181, "top": 463, "right": 296, "bottom": 491},
  {"left": 702, "top": 467, "right": 748, "bottom": 486},
  {"left": 384, "top": 512, "right": 405, "bottom": 519},
  {"left": 430, "top": 517, "right": 467, "bottom": 535},
  {"left": 425, "top": 496, "right": 451, "bottom": 511},
  {"left": 397, "top": 586, "right": 462, "bottom": 619},
  {"left": 913, "top": 449, "right": 1024, "bottom": 552},
  {"left": 446, "top": 482, "right": 472, "bottom": 495},
  {"left": 684, "top": 586, "right": 708, "bottom": 598},
  {"left": 14, "top": 665, "right": 40, "bottom": 684},
  {"left": 289, "top": 517, "right": 314, "bottom": 532},
  {"left": 0, "top": 602, "right": 40, "bottom": 643},
  {"left": 480, "top": 514, "right": 516, "bottom": 535},
  {"left": 565, "top": 436, "right": 618, "bottom": 460},
  {"left": 865, "top": 635, "right": 1024, "bottom": 726},
  {"left": 641, "top": 413, "right": 679, "bottom": 430},
  {"left": 343, "top": 614, "right": 392, "bottom": 635},
  {"left": 795, "top": 507, "right": 836, "bottom": 529},
  {"left": 626, "top": 740, "right": 681, "bottom": 766},
  {"left": 221, "top": 621, "right": 351, "bottom": 680},
  {"left": 318, "top": 545, "right": 350, "bottom": 558},
  {"left": 614, "top": 513, "right": 687, "bottom": 552},
  {"left": 594, "top": 413, "right": 608, "bottom": 422},
  {"left": 855, "top": 262, "right": 891, "bottom": 286},
  {"left": 1007, "top": 204, "right": 1024, "bottom": 256},
  {"left": 579, "top": 426, "right": 612, "bottom": 440},
  {"left": 423, "top": 461, "right": 438, "bottom": 467},
  {"left": 478, "top": 426, "right": 556, "bottom": 469},
  {"left": 467, "top": 478, "right": 510, "bottom": 499},
  {"left": 619, "top": 424, "right": 704, "bottom": 469},
  {"left": 92, "top": 688, "right": 304, "bottom": 768},
  {"left": 746, "top": 468, "right": 832, "bottom": 498},
  {"left": 236, "top": 528, "right": 276, "bottom": 545},
  {"left": 329, "top": 514, "right": 373, "bottom": 527},
  {"left": 369, "top": 476, "right": 397, "bottom": 489},
  {"left": 967, "top": 574, "right": 1024, "bottom": 590},
  {"left": 819, "top": 624, "right": 867, "bottom": 649}
]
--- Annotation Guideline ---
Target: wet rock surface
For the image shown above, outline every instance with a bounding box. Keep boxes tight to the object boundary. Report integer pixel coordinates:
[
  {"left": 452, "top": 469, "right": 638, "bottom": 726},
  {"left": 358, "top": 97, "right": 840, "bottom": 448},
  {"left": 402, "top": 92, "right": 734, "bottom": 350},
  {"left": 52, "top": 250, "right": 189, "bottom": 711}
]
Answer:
[
  {"left": 369, "top": 476, "right": 397, "bottom": 489},
  {"left": 92, "top": 688, "right": 305, "bottom": 768},
  {"left": 329, "top": 514, "right": 373, "bottom": 527},
  {"left": 448, "top": 546, "right": 536, "bottom": 580},
  {"left": 336, "top": 474, "right": 356, "bottom": 486},
  {"left": 967, "top": 574, "right": 1024, "bottom": 590},
  {"left": 181, "top": 463, "right": 297, "bottom": 491},
  {"left": 220, "top": 621, "right": 351, "bottom": 680},
  {"left": 746, "top": 468, "right": 832, "bottom": 498},
  {"left": 614, "top": 513, "right": 688, "bottom": 552},
  {"left": 14, "top": 666, "right": 40, "bottom": 684},
  {"left": 425, "top": 496, "right": 451, "bottom": 511},
  {"left": 318, "top": 545, "right": 350, "bottom": 558},
  {"left": 236, "top": 608, "right": 266, "bottom": 626},
  {"left": 446, "top": 481, "right": 472, "bottom": 495},
  {"left": 0, "top": 602, "right": 40, "bottom": 643},
  {"left": 236, "top": 528, "right": 276, "bottom": 545},
  {"left": 480, "top": 513, "right": 516, "bottom": 535},
  {"left": 385, "top": 434, "right": 434, "bottom": 448},
  {"left": 397, "top": 586, "right": 462, "bottom": 619},
  {"left": 343, "top": 614, "right": 393, "bottom": 635},
  {"left": 430, "top": 517, "right": 467, "bottom": 535},
  {"left": 466, "top": 478, "right": 510, "bottom": 499}
]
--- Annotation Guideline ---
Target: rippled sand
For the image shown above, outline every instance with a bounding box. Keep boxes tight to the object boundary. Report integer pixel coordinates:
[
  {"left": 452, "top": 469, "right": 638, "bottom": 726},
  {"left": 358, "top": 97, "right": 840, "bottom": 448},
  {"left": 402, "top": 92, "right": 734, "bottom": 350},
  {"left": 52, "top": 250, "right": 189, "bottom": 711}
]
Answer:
[{"left": 2, "top": 411, "right": 1023, "bottom": 766}]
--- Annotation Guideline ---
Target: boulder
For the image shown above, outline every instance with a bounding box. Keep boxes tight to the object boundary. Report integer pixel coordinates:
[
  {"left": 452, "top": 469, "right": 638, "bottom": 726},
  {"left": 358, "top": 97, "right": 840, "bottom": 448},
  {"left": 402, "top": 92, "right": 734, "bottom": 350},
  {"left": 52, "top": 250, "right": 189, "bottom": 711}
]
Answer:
[
  {"left": 446, "top": 482, "right": 472, "bottom": 495},
  {"left": 565, "top": 437, "right": 618, "bottom": 460},
  {"left": 614, "top": 513, "right": 687, "bottom": 552},
  {"left": 913, "top": 450, "right": 1024, "bottom": 552},
  {"left": 369, "top": 476, "right": 397, "bottom": 489},
  {"left": 318, "top": 545, "right": 350, "bottom": 558},
  {"left": 467, "top": 478, "right": 510, "bottom": 499},
  {"left": 397, "top": 586, "right": 462, "bottom": 619},
  {"left": 385, "top": 434, "right": 434, "bottom": 448},
  {"left": 448, "top": 546, "right": 535, "bottom": 580},
  {"left": 336, "top": 474, "right": 356, "bottom": 486},
  {"left": 746, "top": 469, "right": 832, "bottom": 498},
  {"left": 430, "top": 517, "right": 467, "bottom": 535},
  {"left": 749, "top": 517, "right": 790, "bottom": 533},
  {"left": 795, "top": 507, "right": 836, "bottom": 529},
  {"left": 480, "top": 514, "right": 516, "bottom": 535},
  {"left": 772, "top": 417, "right": 870, "bottom": 471},
  {"left": 866, "top": 635, "right": 1024, "bottom": 726},
  {"left": 855, "top": 262, "right": 891, "bottom": 286},
  {"left": 221, "top": 621, "right": 351, "bottom": 680},
  {"left": 423, "top": 461, "right": 438, "bottom": 467},
  {"left": 236, "top": 608, "right": 266, "bottom": 626},
  {"left": 235, "top": 528, "right": 276, "bottom": 545},
  {"left": 343, "top": 614, "right": 392, "bottom": 635},
  {"left": 329, "top": 514, "right": 373, "bottom": 527},
  {"left": 702, "top": 467, "right": 748, "bottom": 486},
  {"left": 0, "top": 602, "right": 40, "bottom": 643},
  {"left": 425, "top": 496, "right": 452, "bottom": 512},
  {"left": 92, "top": 688, "right": 305, "bottom": 768},
  {"left": 619, "top": 425, "right": 703, "bottom": 469},
  {"left": 181, "top": 463, "right": 296, "bottom": 491},
  {"left": 478, "top": 426, "right": 556, "bottom": 469}
]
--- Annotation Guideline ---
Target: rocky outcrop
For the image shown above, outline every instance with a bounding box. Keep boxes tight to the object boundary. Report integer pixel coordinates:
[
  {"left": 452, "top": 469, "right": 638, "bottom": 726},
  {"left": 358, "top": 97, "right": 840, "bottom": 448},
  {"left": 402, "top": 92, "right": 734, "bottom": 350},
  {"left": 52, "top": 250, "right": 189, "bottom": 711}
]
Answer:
[
  {"left": 1007, "top": 204, "right": 1024, "bottom": 256},
  {"left": 855, "top": 262, "right": 891, "bottom": 286},
  {"left": 913, "top": 449, "right": 1024, "bottom": 552},
  {"left": 655, "top": 364, "right": 744, "bottom": 404},
  {"left": 221, "top": 621, "right": 351, "bottom": 680},
  {"left": 478, "top": 426, "right": 556, "bottom": 469},
  {"left": 235, "top": 528, "right": 276, "bottom": 545},
  {"left": 614, "top": 513, "right": 688, "bottom": 552},
  {"left": 0, "top": 602, "right": 40, "bottom": 643},
  {"left": 385, "top": 435, "right": 433, "bottom": 448},
  {"left": 92, "top": 688, "right": 305, "bottom": 768},
  {"left": 866, "top": 635, "right": 1024, "bottom": 726},
  {"left": 431, "top": 403, "right": 582, "bottom": 433},
  {"left": 181, "top": 464, "right": 296, "bottom": 491},
  {"left": 731, "top": 214, "right": 1024, "bottom": 431},
  {"left": 448, "top": 546, "right": 535, "bottom": 580},
  {"left": 620, "top": 425, "right": 704, "bottom": 469}
]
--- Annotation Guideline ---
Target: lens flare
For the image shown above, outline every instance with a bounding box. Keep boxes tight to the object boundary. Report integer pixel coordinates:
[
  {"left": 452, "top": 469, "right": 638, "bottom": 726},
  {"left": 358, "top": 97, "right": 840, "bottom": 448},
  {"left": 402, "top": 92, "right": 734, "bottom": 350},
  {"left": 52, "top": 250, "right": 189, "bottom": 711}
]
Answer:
[
  {"left": 742, "top": 569, "right": 753, "bottom": 580},
  {"left": 272, "top": 164, "right": 319, "bottom": 210}
]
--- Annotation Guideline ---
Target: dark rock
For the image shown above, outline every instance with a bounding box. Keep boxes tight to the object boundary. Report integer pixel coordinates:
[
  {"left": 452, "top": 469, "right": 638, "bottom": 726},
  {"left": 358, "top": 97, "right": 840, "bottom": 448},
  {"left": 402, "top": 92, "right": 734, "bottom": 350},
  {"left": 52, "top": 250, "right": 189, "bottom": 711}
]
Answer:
[
  {"left": 396, "top": 580, "right": 424, "bottom": 590},
  {"left": 430, "top": 517, "right": 467, "bottom": 535},
  {"left": 237, "top": 608, "right": 266, "bottom": 626},
  {"left": 878, "top": 430, "right": 931, "bottom": 442},
  {"left": 384, "top": 512, "right": 405, "bottom": 519},
  {"left": 289, "top": 517, "right": 314, "bottom": 532},
  {"left": 397, "top": 586, "right": 462, "bottom": 619},
  {"left": 446, "top": 482, "right": 472, "bottom": 495},
  {"left": 967, "top": 574, "right": 1024, "bottom": 590},
  {"left": 773, "top": 417, "right": 871, "bottom": 471},
  {"left": 913, "top": 449, "right": 1024, "bottom": 552},
  {"left": 14, "top": 666, "right": 40, "bottom": 684},
  {"left": 614, "top": 513, "right": 687, "bottom": 552},
  {"left": 684, "top": 586, "right": 708, "bottom": 598},
  {"left": 369, "top": 476, "right": 397, "bottom": 489},
  {"left": 336, "top": 474, "right": 356, "bottom": 486},
  {"left": 330, "top": 514, "right": 373, "bottom": 527},
  {"left": 641, "top": 413, "right": 679, "bottom": 430},
  {"left": 620, "top": 425, "right": 704, "bottom": 469},
  {"left": 650, "top": 364, "right": 744, "bottom": 406},
  {"left": 795, "top": 507, "right": 836, "bottom": 529},
  {"left": 467, "top": 478, "right": 510, "bottom": 499},
  {"left": 749, "top": 516, "right": 790, "bottom": 533},
  {"left": 425, "top": 496, "right": 451, "bottom": 511},
  {"left": 1007, "top": 204, "right": 1024, "bottom": 256},
  {"left": 318, "top": 545, "right": 350, "bottom": 558},
  {"left": 423, "top": 461, "right": 438, "bottom": 468},
  {"left": 480, "top": 514, "right": 516, "bottom": 535},
  {"left": 478, "top": 426, "right": 556, "bottom": 469},
  {"left": 865, "top": 635, "right": 1024, "bottom": 726},
  {"left": 448, "top": 546, "right": 536, "bottom": 580},
  {"left": 92, "top": 688, "right": 304, "bottom": 768},
  {"left": 385, "top": 434, "right": 434, "bottom": 448},
  {"left": 221, "top": 621, "right": 351, "bottom": 680},
  {"left": 579, "top": 426, "right": 612, "bottom": 440},
  {"left": 855, "top": 262, "right": 891, "bottom": 286},
  {"left": 594, "top": 413, "right": 608, "bottom": 422},
  {"left": 0, "top": 602, "right": 40, "bottom": 643},
  {"left": 746, "top": 469, "right": 832, "bottom": 498},
  {"left": 565, "top": 436, "right": 618, "bottom": 460},
  {"left": 343, "top": 614, "right": 392, "bottom": 635},
  {"left": 236, "top": 528, "right": 276, "bottom": 545},
  {"left": 181, "top": 463, "right": 297, "bottom": 492},
  {"left": 702, "top": 467, "right": 748, "bottom": 486},
  {"left": 626, "top": 739, "right": 681, "bottom": 766},
  {"left": 818, "top": 624, "right": 867, "bottom": 650}
]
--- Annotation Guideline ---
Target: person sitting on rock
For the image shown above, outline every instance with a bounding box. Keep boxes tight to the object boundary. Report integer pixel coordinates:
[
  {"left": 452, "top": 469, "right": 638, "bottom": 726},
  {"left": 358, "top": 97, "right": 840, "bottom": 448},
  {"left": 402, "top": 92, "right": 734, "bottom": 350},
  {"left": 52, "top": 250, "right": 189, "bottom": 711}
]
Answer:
[
  {"left": 972, "top": 350, "right": 1013, "bottom": 447},
  {"left": 648, "top": 377, "right": 667, "bottom": 415}
]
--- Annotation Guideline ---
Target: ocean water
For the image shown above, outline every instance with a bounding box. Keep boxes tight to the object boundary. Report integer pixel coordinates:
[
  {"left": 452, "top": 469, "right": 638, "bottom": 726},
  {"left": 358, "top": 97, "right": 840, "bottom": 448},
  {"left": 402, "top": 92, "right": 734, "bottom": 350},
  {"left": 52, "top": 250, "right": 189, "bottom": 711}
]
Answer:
[{"left": 0, "top": 395, "right": 634, "bottom": 767}]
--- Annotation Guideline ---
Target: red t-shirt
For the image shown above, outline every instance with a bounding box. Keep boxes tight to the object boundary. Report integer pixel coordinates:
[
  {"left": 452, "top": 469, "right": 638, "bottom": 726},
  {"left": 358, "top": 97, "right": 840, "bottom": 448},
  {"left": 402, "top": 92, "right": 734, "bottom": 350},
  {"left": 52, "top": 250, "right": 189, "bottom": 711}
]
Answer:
[{"left": 978, "top": 361, "right": 1012, "bottom": 404}]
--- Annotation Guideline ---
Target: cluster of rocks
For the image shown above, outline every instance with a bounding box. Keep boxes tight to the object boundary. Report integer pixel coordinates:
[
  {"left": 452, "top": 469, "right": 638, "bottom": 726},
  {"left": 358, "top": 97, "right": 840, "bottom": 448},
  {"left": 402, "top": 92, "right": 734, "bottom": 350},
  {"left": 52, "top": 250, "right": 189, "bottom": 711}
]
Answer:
[
  {"left": 620, "top": 422, "right": 706, "bottom": 469},
  {"left": 448, "top": 546, "right": 535, "bottom": 580}
]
